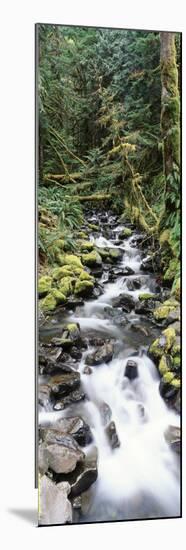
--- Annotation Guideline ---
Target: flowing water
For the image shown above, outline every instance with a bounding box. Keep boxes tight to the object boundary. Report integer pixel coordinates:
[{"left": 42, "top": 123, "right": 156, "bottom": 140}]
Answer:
[{"left": 39, "top": 215, "right": 180, "bottom": 522}]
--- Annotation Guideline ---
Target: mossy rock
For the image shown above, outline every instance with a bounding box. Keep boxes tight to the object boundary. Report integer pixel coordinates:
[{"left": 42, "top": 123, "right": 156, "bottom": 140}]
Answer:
[
  {"left": 79, "top": 270, "right": 94, "bottom": 282},
  {"left": 52, "top": 266, "right": 73, "bottom": 281},
  {"left": 173, "top": 355, "right": 180, "bottom": 368},
  {"left": 59, "top": 276, "right": 75, "bottom": 297},
  {"left": 88, "top": 223, "right": 99, "bottom": 231},
  {"left": 38, "top": 276, "right": 52, "bottom": 298},
  {"left": 78, "top": 240, "right": 94, "bottom": 252},
  {"left": 56, "top": 254, "right": 83, "bottom": 269},
  {"left": 74, "top": 279, "right": 94, "bottom": 297},
  {"left": 40, "top": 293, "right": 57, "bottom": 312},
  {"left": 120, "top": 228, "right": 132, "bottom": 239},
  {"left": 53, "top": 239, "right": 65, "bottom": 250},
  {"left": 139, "top": 293, "right": 156, "bottom": 301},
  {"left": 153, "top": 304, "right": 175, "bottom": 320},
  {"left": 159, "top": 354, "right": 172, "bottom": 375},
  {"left": 52, "top": 289, "right": 67, "bottom": 305},
  {"left": 76, "top": 231, "right": 87, "bottom": 239},
  {"left": 82, "top": 250, "right": 102, "bottom": 267},
  {"left": 164, "top": 258, "right": 179, "bottom": 283},
  {"left": 163, "top": 371, "right": 180, "bottom": 388},
  {"left": 149, "top": 327, "right": 176, "bottom": 358},
  {"left": 96, "top": 247, "right": 109, "bottom": 259},
  {"left": 108, "top": 248, "right": 123, "bottom": 261},
  {"left": 171, "top": 277, "right": 180, "bottom": 302}
]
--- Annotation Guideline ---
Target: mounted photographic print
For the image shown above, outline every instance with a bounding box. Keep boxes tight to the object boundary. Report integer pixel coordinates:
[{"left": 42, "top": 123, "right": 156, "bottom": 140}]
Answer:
[{"left": 36, "top": 24, "right": 181, "bottom": 526}]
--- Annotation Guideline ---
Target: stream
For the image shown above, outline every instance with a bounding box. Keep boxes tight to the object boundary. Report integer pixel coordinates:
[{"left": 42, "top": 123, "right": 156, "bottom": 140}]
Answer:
[{"left": 39, "top": 212, "right": 180, "bottom": 522}]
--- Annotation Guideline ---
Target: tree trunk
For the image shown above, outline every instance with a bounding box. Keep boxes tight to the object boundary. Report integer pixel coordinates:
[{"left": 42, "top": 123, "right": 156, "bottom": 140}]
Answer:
[{"left": 160, "top": 32, "right": 180, "bottom": 218}]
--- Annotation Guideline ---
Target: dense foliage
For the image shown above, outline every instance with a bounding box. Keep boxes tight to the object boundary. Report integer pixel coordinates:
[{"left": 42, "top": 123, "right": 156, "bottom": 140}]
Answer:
[{"left": 37, "top": 25, "right": 181, "bottom": 282}]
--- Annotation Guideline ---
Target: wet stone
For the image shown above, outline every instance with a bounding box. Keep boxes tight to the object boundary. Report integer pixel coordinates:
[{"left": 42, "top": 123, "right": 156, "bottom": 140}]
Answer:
[
  {"left": 100, "top": 402, "right": 112, "bottom": 426},
  {"left": 49, "top": 372, "right": 81, "bottom": 400},
  {"left": 53, "top": 389, "right": 86, "bottom": 410},
  {"left": 85, "top": 342, "right": 114, "bottom": 366},
  {"left": 105, "top": 421, "right": 120, "bottom": 449},
  {"left": 124, "top": 359, "right": 138, "bottom": 380},
  {"left": 164, "top": 425, "right": 181, "bottom": 454}
]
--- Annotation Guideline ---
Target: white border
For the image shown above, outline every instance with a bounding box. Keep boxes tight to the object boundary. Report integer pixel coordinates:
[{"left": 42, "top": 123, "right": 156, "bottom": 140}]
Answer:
[{"left": 1, "top": 0, "right": 185, "bottom": 547}]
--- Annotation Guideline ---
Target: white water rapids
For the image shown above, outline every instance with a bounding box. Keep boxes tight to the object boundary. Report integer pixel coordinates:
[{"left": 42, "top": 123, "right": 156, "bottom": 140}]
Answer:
[{"left": 39, "top": 225, "right": 180, "bottom": 521}]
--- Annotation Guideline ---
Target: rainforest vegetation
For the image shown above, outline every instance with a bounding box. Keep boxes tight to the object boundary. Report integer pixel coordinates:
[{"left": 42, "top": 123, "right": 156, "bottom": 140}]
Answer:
[
  {"left": 38, "top": 26, "right": 181, "bottom": 526},
  {"left": 38, "top": 26, "right": 181, "bottom": 293}
]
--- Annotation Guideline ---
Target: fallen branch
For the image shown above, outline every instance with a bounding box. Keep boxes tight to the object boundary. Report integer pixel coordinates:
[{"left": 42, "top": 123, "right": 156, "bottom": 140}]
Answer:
[{"left": 75, "top": 193, "right": 112, "bottom": 202}]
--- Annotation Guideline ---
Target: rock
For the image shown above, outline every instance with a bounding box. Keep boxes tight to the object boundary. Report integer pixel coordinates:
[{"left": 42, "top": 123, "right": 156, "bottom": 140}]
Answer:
[
  {"left": 108, "top": 248, "right": 123, "bottom": 262},
  {"left": 38, "top": 384, "right": 51, "bottom": 408},
  {"left": 38, "top": 276, "right": 52, "bottom": 298},
  {"left": 126, "top": 278, "right": 142, "bottom": 291},
  {"left": 51, "top": 323, "right": 82, "bottom": 349},
  {"left": 40, "top": 293, "right": 57, "bottom": 312},
  {"left": 164, "top": 425, "right": 181, "bottom": 454},
  {"left": 137, "top": 403, "right": 147, "bottom": 421},
  {"left": 159, "top": 377, "right": 180, "bottom": 401},
  {"left": 40, "top": 434, "right": 85, "bottom": 474},
  {"left": 140, "top": 253, "right": 160, "bottom": 273},
  {"left": 72, "top": 496, "right": 82, "bottom": 510},
  {"left": 85, "top": 342, "right": 114, "bottom": 366},
  {"left": 83, "top": 366, "right": 93, "bottom": 375},
  {"left": 49, "top": 372, "right": 80, "bottom": 400},
  {"left": 53, "top": 389, "right": 86, "bottom": 410},
  {"left": 105, "top": 421, "right": 120, "bottom": 449},
  {"left": 74, "top": 279, "right": 94, "bottom": 297},
  {"left": 39, "top": 476, "right": 72, "bottom": 525},
  {"left": 78, "top": 240, "right": 94, "bottom": 252},
  {"left": 82, "top": 250, "right": 102, "bottom": 268},
  {"left": 122, "top": 266, "right": 135, "bottom": 276},
  {"left": 135, "top": 299, "right": 158, "bottom": 315},
  {"left": 124, "top": 359, "right": 138, "bottom": 380},
  {"left": 50, "top": 416, "right": 93, "bottom": 447},
  {"left": 120, "top": 228, "right": 132, "bottom": 239},
  {"left": 112, "top": 293, "right": 136, "bottom": 311},
  {"left": 139, "top": 293, "right": 157, "bottom": 301},
  {"left": 56, "top": 447, "right": 98, "bottom": 498},
  {"left": 65, "top": 296, "right": 84, "bottom": 309},
  {"left": 100, "top": 402, "right": 112, "bottom": 426},
  {"left": 149, "top": 327, "right": 176, "bottom": 361}
]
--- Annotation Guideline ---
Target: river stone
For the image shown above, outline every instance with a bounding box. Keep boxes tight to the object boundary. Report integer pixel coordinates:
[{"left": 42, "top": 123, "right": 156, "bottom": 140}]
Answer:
[
  {"left": 126, "top": 278, "right": 142, "bottom": 291},
  {"left": 159, "top": 378, "right": 179, "bottom": 401},
  {"left": 49, "top": 372, "right": 80, "bottom": 400},
  {"left": 50, "top": 416, "right": 93, "bottom": 447},
  {"left": 53, "top": 389, "right": 86, "bottom": 410},
  {"left": 40, "top": 434, "right": 85, "bottom": 474},
  {"left": 164, "top": 425, "right": 181, "bottom": 454},
  {"left": 124, "top": 359, "right": 138, "bottom": 380},
  {"left": 99, "top": 402, "right": 112, "bottom": 426},
  {"left": 69, "top": 447, "right": 98, "bottom": 497},
  {"left": 112, "top": 293, "right": 136, "bottom": 312},
  {"left": 85, "top": 342, "right": 114, "bottom": 366},
  {"left": 122, "top": 266, "right": 135, "bottom": 276},
  {"left": 39, "top": 344, "right": 63, "bottom": 366},
  {"left": 39, "top": 476, "right": 72, "bottom": 525},
  {"left": 105, "top": 421, "right": 120, "bottom": 449}
]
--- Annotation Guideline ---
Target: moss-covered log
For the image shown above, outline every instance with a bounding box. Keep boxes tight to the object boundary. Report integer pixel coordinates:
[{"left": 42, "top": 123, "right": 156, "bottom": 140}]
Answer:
[{"left": 75, "top": 194, "right": 112, "bottom": 202}]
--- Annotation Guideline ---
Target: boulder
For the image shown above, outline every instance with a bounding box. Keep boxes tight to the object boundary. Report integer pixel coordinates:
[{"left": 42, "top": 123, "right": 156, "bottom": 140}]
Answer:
[
  {"left": 49, "top": 372, "right": 80, "bottom": 400},
  {"left": 39, "top": 476, "right": 72, "bottom": 525},
  {"left": 124, "top": 359, "right": 138, "bottom": 380},
  {"left": 39, "top": 434, "right": 85, "bottom": 474},
  {"left": 108, "top": 248, "right": 123, "bottom": 262},
  {"left": 122, "top": 266, "right": 135, "bottom": 276},
  {"left": 126, "top": 278, "right": 142, "bottom": 291},
  {"left": 52, "top": 416, "right": 93, "bottom": 447},
  {"left": 74, "top": 279, "right": 94, "bottom": 297},
  {"left": 149, "top": 327, "right": 176, "bottom": 360},
  {"left": 105, "top": 421, "right": 120, "bottom": 449},
  {"left": 85, "top": 342, "right": 114, "bottom": 366},
  {"left": 83, "top": 366, "right": 93, "bottom": 375},
  {"left": 67, "top": 447, "right": 98, "bottom": 497},
  {"left": 81, "top": 250, "right": 102, "bottom": 268},
  {"left": 112, "top": 293, "right": 136, "bottom": 312},
  {"left": 53, "top": 389, "right": 86, "bottom": 410},
  {"left": 38, "top": 276, "right": 52, "bottom": 298},
  {"left": 120, "top": 228, "right": 132, "bottom": 239}
]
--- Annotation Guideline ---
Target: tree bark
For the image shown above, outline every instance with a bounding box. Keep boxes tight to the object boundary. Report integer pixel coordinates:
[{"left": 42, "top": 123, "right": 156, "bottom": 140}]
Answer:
[{"left": 160, "top": 32, "right": 180, "bottom": 217}]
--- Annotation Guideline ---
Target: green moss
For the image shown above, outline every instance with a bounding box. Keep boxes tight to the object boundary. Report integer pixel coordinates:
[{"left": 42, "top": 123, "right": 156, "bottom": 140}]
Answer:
[
  {"left": 38, "top": 276, "right": 52, "bottom": 298},
  {"left": 74, "top": 279, "right": 94, "bottom": 296},
  {"left": 149, "top": 327, "right": 176, "bottom": 358},
  {"left": 96, "top": 247, "right": 108, "bottom": 259},
  {"left": 52, "top": 266, "right": 73, "bottom": 280},
  {"left": 59, "top": 276, "right": 74, "bottom": 297},
  {"left": 76, "top": 231, "right": 87, "bottom": 239},
  {"left": 139, "top": 293, "right": 155, "bottom": 301},
  {"left": 121, "top": 228, "right": 132, "bottom": 238},
  {"left": 173, "top": 355, "right": 180, "bottom": 367},
  {"left": 153, "top": 304, "right": 175, "bottom": 320},
  {"left": 88, "top": 223, "right": 99, "bottom": 231},
  {"left": 40, "top": 293, "right": 57, "bottom": 312},
  {"left": 109, "top": 248, "right": 122, "bottom": 260},
  {"left": 54, "top": 239, "right": 65, "bottom": 250},
  {"left": 162, "top": 327, "right": 176, "bottom": 351},
  {"left": 78, "top": 240, "right": 94, "bottom": 252},
  {"left": 52, "top": 289, "right": 67, "bottom": 305},
  {"left": 171, "top": 277, "right": 180, "bottom": 302},
  {"left": 56, "top": 254, "right": 83, "bottom": 269},
  {"left": 82, "top": 250, "right": 102, "bottom": 267},
  {"left": 79, "top": 270, "right": 94, "bottom": 282},
  {"left": 159, "top": 355, "right": 169, "bottom": 375},
  {"left": 164, "top": 258, "right": 179, "bottom": 283},
  {"left": 159, "top": 229, "right": 170, "bottom": 247},
  {"left": 163, "top": 371, "right": 180, "bottom": 388},
  {"left": 172, "top": 343, "right": 180, "bottom": 356}
]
